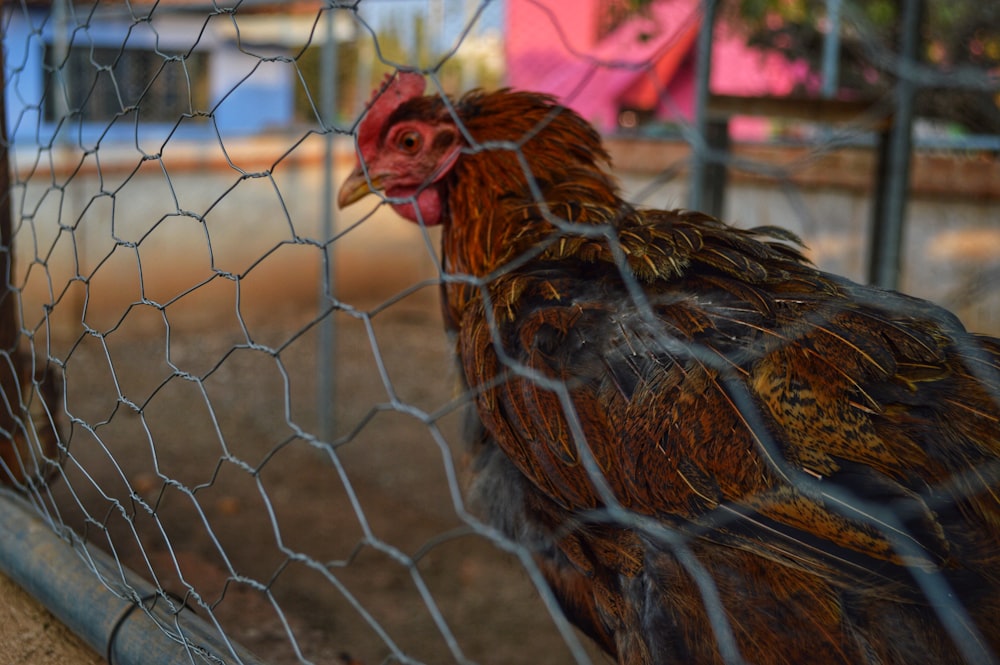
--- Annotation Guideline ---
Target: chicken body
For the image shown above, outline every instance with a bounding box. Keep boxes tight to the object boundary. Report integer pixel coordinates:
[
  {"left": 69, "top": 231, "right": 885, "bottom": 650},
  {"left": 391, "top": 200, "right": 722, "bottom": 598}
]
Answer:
[{"left": 339, "top": 72, "right": 1000, "bottom": 664}]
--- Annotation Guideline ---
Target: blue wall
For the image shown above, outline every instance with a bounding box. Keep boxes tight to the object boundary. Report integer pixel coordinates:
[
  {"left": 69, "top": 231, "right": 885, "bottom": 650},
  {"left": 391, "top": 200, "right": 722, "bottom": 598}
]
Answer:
[{"left": 3, "top": 7, "right": 296, "bottom": 148}]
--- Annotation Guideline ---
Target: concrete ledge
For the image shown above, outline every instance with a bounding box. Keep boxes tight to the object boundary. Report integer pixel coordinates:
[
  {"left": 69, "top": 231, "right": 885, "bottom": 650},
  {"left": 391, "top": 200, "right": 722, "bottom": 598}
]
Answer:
[{"left": 0, "top": 570, "right": 104, "bottom": 665}]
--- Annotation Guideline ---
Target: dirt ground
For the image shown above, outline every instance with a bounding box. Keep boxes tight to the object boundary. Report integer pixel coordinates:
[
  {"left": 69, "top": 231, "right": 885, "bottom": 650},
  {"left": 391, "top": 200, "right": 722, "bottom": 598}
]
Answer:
[
  {"left": 0, "top": 572, "right": 104, "bottom": 664},
  {"left": 3, "top": 246, "right": 612, "bottom": 665}
]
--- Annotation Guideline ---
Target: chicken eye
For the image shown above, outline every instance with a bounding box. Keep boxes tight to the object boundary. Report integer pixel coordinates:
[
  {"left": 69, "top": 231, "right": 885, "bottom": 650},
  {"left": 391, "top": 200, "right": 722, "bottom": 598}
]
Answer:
[{"left": 397, "top": 131, "right": 423, "bottom": 154}]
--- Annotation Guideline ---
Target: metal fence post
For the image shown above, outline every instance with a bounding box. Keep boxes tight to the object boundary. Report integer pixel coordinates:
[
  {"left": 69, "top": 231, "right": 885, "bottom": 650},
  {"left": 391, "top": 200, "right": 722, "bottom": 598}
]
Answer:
[
  {"left": 821, "top": 0, "right": 843, "bottom": 98},
  {"left": 688, "top": 0, "right": 719, "bottom": 214},
  {"left": 867, "top": 0, "right": 924, "bottom": 290},
  {"left": 318, "top": 7, "right": 340, "bottom": 445}
]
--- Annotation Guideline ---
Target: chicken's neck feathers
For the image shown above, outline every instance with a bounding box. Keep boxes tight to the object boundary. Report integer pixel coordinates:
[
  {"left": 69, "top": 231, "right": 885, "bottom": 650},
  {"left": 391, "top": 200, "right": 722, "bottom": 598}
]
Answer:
[{"left": 435, "top": 89, "right": 826, "bottom": 335}]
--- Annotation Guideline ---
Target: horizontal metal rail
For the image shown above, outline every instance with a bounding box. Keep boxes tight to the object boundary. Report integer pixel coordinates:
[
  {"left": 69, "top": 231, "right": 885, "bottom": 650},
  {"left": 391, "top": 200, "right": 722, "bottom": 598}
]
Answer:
[{"left": 0, "top": 488, "right": 268, "bottom": 665}]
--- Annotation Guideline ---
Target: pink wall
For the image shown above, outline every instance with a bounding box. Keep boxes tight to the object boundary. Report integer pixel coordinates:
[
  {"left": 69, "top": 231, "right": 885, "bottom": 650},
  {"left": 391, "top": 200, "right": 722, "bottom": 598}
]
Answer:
[{"left": 505, "top": 0, "right": 814, "bottom": 136}]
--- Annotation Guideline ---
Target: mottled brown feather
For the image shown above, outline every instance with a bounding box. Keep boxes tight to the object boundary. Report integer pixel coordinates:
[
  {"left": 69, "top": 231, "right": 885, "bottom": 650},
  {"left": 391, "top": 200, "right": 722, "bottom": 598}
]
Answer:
[{"left": 343, "top": 80, "right": 1000, "bottom": 665}]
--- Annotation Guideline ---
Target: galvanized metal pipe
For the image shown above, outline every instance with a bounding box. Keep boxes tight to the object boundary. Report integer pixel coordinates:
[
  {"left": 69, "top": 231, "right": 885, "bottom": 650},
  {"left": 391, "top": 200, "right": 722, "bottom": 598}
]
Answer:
[
  {"left": 318, "top": 8, "right": 340, "bottom": 445},
  {"left": 688, "top": 0, "right": 719, "bottom": 213},
  {"left": 821, "top": 0, "right": 843, "bottom": 98},
  {"left": 0, "top": 489, "right": 267, "bottom": 665},
  {"left": 867, "top": 0, "right": 923, "bottom": 290}
]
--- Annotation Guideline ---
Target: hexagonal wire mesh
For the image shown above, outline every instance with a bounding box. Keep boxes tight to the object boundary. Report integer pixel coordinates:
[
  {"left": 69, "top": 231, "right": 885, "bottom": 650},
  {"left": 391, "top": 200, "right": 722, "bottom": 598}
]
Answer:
[{"left": 1, "top": 1, "right": 999, "bottom": 664}]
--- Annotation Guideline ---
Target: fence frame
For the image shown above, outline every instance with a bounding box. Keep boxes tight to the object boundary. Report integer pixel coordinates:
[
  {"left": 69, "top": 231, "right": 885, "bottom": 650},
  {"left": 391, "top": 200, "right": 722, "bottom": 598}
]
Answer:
[{"left": 0, "top": 487, "right": 269, "bottom": 665}]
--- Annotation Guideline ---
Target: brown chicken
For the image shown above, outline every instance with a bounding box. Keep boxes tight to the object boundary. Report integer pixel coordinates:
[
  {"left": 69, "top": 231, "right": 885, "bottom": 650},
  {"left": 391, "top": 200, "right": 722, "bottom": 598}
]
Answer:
[{"left": 338, "top": 71, "right": 1000, "bottom": 664}]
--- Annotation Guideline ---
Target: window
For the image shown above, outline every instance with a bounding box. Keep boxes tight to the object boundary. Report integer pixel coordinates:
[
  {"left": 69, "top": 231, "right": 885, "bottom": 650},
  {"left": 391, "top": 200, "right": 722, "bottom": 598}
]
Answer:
[{"left": 45, "top": 46, "right": 210, "bottom": 124}]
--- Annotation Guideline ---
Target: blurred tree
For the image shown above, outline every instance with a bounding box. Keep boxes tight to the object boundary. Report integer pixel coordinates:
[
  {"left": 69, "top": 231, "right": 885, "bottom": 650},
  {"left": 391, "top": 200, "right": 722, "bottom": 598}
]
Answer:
[
  {"left": 293, "top": 40, "right": 358, "bottom": 125},
  {"left": 292, "top": 14, "right": 503, "bottom": 125},
  {"left": 723, "top": 0, "right": 1000, "bottom": 133},
  {"left": 291, "top": 19, "right": 421, "bottom": 125},
  {"left": 629, "top": 0, "right": 1000, "bottom": 134}
]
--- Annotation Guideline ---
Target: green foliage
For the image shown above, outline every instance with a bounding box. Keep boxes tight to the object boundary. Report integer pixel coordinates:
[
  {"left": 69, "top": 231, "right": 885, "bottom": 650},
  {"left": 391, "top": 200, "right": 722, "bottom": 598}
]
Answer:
[
  {"left": 291, "top": 21, "right": 503, "bottom": 126},
  {"left": 292, "top": 41, "right": 358, "bottom": 125},
  {"left": 620, "top": 0, "right": 998, "bottom": 132},
  {"left": 722, "top": 0, "right": 1000, "bottom": 133}
]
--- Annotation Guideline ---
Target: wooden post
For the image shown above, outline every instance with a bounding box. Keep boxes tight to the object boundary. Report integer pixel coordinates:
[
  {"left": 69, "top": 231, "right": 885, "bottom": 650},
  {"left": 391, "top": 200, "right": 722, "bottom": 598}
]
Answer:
[{"left": 0, "top": 23, "right": 26, "bottom": 485}]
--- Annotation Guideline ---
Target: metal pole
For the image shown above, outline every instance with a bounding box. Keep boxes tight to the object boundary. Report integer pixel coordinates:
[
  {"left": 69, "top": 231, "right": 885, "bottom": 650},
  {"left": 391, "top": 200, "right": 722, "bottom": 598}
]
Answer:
[
  {"left": 821, "top": 0, "right": 842, "bottom": 98},
  {"left": 318, "top": 9, "right": 339, "bottom": 444},
  {"left": 688, "top": 0, "right": 718, "bottom": 213},
  {"left": 429, "top": 0, "right": 443, "bottom": 62},
  {"left": 51, "top": 0, "right": 70, "bottom": 127},
  {"left": 355, "top": 33, "right": 372, "bottom": 117},
  {"left": 867, "top": 0, "right": 923, "bottom": 290},
  {"left": 0, "top": 489, "right": 268, "bottom": 664}
]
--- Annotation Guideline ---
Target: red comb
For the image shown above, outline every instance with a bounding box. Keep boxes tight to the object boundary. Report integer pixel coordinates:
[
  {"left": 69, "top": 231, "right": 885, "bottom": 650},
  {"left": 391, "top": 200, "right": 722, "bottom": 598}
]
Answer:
[{"left": 357, "top": 71, "right": 427, "bottom": 156}]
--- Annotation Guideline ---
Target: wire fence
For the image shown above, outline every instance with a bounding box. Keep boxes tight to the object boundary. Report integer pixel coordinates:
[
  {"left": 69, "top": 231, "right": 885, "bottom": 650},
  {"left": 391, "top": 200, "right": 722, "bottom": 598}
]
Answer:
[{"left": 1, "top": 1, "right": 999, "bottom": 664}]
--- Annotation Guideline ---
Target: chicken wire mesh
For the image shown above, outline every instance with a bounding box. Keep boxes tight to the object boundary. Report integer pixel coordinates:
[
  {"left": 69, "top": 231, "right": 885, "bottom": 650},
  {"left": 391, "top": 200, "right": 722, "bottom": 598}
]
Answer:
[{"left": 1, "top": 1, "right": 999, "bottom": 664}]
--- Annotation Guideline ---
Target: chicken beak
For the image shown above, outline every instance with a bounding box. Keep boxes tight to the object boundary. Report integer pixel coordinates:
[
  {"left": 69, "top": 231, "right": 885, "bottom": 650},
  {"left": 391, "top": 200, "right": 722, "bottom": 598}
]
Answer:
[{"left": 337, "top": 165, "right": 382, "bottom": 208}]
